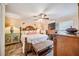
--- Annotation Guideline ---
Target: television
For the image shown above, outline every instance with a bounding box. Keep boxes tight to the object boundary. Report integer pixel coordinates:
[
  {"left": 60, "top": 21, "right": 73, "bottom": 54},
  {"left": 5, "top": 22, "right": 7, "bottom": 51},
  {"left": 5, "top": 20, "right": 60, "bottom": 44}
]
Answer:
[{"left": 48, "top": 23, "right": 55, "bottom": 30}]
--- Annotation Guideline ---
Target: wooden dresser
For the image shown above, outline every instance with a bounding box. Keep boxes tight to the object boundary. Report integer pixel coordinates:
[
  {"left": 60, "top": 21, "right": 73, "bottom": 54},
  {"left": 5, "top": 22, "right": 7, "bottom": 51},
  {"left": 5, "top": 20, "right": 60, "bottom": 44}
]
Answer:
[{"left": 54, "top": 32, "right": 79, "bottom": 56}]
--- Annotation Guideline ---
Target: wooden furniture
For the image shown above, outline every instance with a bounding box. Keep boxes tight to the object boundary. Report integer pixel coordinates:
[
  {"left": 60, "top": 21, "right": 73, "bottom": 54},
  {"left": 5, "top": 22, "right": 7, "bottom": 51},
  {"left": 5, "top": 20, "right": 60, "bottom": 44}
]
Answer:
[
  {"left": 24, "top": 37, "right": 32, "bottom": 55},
  {"left": 24, "top": 39, "right": 53, "bottom": 56},
  {"left": 22, "top": 25, "right": 36, "bottom": 31},
  {"left": 54, "top": 32, "right": 79, "bottom": 56},
  {"left": 5, "top": 33, "right": 20, "bottom": 45},
  {"left": 47, "top": 29, "right": 56, "bottom": 40},
  {"left": 21, "top": 34, "right": 49, "bottom": 55},
  {"left": 47, "top": 22, "right": 56, "bottom": 40},
  {"left": 32, "top": 40, "right": 53, "bottom": 56}
]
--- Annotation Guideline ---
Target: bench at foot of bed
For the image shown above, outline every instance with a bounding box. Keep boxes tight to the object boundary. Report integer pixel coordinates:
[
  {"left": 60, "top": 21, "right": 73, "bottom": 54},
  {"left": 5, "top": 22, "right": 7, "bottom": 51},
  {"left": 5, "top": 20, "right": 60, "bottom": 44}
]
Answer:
[{"left": 32, "top": 40, "right": 53, "bottom": 56}]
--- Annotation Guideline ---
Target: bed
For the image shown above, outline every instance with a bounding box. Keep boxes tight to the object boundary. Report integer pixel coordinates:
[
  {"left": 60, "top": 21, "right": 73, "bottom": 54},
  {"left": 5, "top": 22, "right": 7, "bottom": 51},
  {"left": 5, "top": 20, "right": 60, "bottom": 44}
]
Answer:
[
  {"left": 21, "top": 34, "right": 49, "bottom": 53},
  {"left": 21, "top": 25, "right": 53, "bottom": 55}
]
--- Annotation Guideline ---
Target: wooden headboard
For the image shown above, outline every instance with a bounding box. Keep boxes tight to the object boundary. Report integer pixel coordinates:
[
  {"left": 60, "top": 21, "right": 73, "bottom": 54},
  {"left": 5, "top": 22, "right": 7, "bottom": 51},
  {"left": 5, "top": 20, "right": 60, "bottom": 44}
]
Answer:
[{"left": 22, "top": 26, "right": 36, "bottom": 31}]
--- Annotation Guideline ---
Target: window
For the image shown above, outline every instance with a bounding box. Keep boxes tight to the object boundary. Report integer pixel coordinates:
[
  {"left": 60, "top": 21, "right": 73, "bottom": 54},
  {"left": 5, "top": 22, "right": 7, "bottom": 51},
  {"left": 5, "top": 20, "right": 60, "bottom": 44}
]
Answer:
[{"left": 58, "top": 20, "right": 73, "bottom": 31}]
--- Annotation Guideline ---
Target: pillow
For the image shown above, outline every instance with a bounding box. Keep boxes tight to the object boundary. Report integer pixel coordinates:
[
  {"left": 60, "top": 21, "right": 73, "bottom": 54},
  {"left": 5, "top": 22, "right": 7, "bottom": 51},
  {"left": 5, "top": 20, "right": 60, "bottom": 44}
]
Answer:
[{"left": 27, "top": 30, "right": 37, "bottom": 35}]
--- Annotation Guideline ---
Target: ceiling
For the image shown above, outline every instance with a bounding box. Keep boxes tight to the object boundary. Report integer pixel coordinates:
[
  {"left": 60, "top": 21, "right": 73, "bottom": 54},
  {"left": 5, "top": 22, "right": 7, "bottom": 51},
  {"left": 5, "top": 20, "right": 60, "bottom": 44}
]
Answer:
[{"left": 5, "top": 3, "right": 78, "bottom": 23}]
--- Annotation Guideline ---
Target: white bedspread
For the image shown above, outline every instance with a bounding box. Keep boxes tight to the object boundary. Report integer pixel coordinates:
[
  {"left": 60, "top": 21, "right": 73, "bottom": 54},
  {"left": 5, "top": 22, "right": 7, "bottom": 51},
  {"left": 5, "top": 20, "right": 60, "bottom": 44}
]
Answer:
[{"left": 21, "top": 34, "right": 48, "bottom": 44}]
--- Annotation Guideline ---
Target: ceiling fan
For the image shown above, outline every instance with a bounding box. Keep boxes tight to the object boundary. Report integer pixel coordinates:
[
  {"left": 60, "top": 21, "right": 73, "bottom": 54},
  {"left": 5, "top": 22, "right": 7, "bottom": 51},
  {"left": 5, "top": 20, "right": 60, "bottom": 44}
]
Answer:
[
  {"left": 32, "top": 13, "right": 49, "bottom": 20},
  {"left": 29, "top": 4, "right": 54, "bottom": 21},
  {"left": 32, "top": 4, "right": 51, "bottom": 20}
]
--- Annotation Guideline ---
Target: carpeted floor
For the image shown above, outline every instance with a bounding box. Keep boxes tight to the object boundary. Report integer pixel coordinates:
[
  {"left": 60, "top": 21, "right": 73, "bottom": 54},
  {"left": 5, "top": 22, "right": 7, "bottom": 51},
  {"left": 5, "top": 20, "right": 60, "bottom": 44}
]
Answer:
[{"left": 5, "top": 43, "right": 53, "bottom": 56}]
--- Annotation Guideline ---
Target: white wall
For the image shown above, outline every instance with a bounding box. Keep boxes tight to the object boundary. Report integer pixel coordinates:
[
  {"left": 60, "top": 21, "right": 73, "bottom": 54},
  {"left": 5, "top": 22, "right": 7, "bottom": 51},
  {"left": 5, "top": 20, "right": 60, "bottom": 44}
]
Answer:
[
  {"left": 78, "top": 6, "right": 79, "bottom": 29},
  {"left": 56, "top": 14, "right": 78, "bottom": 31},
  {"left": 74, "top": 4, "right": 79, "bottom": 30},
  {"left": 0, "top": 4, "right": 5, "bottom": 56},
  {"left": 56, "top": 4, "right": 79, "bottom": 31},
  {"left": 0, "top": 4, "right": 2, "bottom": 56}
]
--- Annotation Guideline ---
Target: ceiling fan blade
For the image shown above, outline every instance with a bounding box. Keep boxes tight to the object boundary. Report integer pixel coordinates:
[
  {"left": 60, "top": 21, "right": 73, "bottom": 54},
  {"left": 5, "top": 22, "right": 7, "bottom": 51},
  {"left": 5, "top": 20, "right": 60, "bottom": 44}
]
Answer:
[{"left": 42, "top": 4, "right": 53, "bottom": 13}]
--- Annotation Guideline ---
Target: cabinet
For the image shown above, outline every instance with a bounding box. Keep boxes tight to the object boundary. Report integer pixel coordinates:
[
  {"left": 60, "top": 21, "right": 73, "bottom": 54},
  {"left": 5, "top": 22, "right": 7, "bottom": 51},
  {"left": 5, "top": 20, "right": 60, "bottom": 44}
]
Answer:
[
  {"left": 54, "top": 35, "right": 79, "bottom": 56},
  {"left": 5, "top": 33, "right": 20, "bottom": 45}
]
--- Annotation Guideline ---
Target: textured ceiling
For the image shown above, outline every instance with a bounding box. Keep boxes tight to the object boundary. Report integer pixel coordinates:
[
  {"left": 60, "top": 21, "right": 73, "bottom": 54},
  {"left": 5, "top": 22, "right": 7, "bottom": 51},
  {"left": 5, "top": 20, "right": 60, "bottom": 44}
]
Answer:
[{"left": 5, "top": 3, "right": 78, "bottom": 22}]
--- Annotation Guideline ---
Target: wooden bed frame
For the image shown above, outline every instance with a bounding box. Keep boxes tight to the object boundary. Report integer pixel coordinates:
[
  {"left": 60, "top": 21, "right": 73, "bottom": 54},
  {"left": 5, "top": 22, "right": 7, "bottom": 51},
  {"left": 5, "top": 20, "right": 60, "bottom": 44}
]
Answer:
[{"left": 21, "top": 25, "right": 53, "bottom": 56}]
